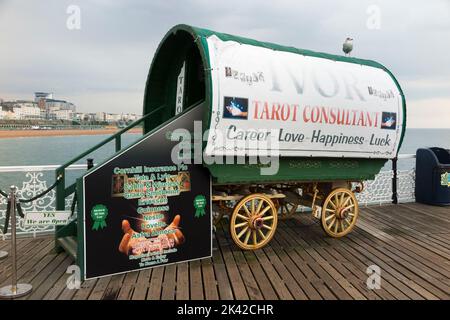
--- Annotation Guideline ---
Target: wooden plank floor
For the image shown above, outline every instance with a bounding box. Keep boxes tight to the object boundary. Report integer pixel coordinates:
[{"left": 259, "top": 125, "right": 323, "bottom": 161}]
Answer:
[{"left": 0, "top": 202, "right": 449, "bottom": 300}]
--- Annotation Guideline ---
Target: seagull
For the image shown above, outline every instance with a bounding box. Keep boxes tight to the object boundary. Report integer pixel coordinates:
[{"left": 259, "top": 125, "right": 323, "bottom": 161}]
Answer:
[{"left": 343, "top": 37, "right": 353, "bottom": 56}]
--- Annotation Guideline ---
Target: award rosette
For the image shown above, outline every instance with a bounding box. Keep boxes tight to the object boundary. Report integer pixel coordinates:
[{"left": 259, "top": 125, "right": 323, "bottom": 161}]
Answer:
[
  {"left": 91, "top": 204, "right": 108, "bottom": 230},
  {"left": 193, "top": 195, "right": 207, "bottom": 218}
]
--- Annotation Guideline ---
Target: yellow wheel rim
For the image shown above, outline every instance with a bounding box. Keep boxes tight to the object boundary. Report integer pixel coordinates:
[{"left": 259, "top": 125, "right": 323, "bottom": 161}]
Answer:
[
  {"left": 321, "top": 188, "right": 359, "bottom": 238},
  {"left": 230, "top": 194, "right": 278, "bottom": 250}
]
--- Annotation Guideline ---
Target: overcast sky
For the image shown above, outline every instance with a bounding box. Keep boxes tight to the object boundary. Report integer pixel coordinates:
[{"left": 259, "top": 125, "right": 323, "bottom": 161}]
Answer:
[{"left": 1, "top": 0, "right": 449, "bottom": 127}]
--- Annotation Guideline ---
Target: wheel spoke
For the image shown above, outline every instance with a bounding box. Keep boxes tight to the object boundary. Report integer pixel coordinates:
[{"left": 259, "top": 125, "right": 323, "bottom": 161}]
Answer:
[
  {"left": 258, "top": 229, "right": 266, "bottom": 240},
  {"left": 328, "top": 216, "right": 336, "bottom": 229},
  {"left": 342, "top": 196, "right": 351, "bottom": 207},
  {"left": 325, "top": 213, "right": 335, "bottom": 222},
  {"left": 340, "top": 192, "right": 345, "bottom": 206},
  {"left": 255, "top": 199, "right": 264, "bottom": 216},
  {"left": 252, "top": 230, "right": 258, "bottom": 245},
  {"left": 242, "top": 204, "right": 251, "bottom": 217},
  {"left": 262, "top": 216, "right": 274, "bottom": 221},
  {"left": 345, "top": 216, "right": 353, "bottom": 225},
  {"left": 339, "top": 220, "right": 345, "bottom": 233},
  {"left": 329, "top": 200, "right": 337, "bottom": 209},
  {"left": 234, "top": 221, "right": 248, "bottom": 228},
  {"left": 251, "top": 199, "right": 255, "bottom": 215},
  {"left": 244, "top": 229, "right": 251, "bottom": 244},
  {"left": 237, "top": 226, "right": 249, "bottom": 239},
  {"left": 262, "top": 224, "right": 272, "bottom": 231},
  {"left": 257, "top": 205, "right": 271, "bottom": 217},
  {"left": 342, "top": 204, "right": 355, "bottom": 212},
  {"left": 333, "top": 219, "right": 339, "bottom": 233},
  {"left": 236, "top": 213, "right": 249, "bottom": 221},
  {"left": 333, "top": 194, "right": 339, "bottom": 206}
]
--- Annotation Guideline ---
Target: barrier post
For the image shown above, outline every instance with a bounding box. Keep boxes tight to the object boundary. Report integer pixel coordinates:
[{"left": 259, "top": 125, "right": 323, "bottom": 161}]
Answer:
[
  {"left": 0, "top": 186, "right": 32, "bottom": 299},
  {"left": 1, "top": 191, "right": 9, "bottom": 259},
  {"left": 392, "top": 157, "right": 398, "bottom": 204},
  {"left": 87, "top": 158, "right": 94, "bottom": 170}
]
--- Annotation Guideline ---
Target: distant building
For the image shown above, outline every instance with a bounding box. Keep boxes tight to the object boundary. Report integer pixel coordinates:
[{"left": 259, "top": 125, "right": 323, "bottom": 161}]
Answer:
[
  {"left": 91, "top": 113, "right": 140, "bottom": 123},
  {"left": 105, "top": 113, "right": 123, "bottom": 122},
  {"left": 95, "top": 112, "right": 106, "bottom": 122},
  {"left": 34, "top": 92, "right": 76, "bottom": 119},
  {"left": 0, "top": 94, "right": 140, "bottom": 123},
  {"left": 34, "top": 92, "right": 53, "bottom": 101},
  {"left": 53, "top": 109, "right": 73, "bottom": 121},
  {"left": 13, "top": 105, "right": 41, "bottom": 120},
  {"left": 0, "top": 109, "right": 16, "bottom": 120},
  {"left": 0, "top": 100, "right": 41, "bottom": 120},
  {"left": 46, "top": 99, "right": 76, "bottom": 112},
  {"left": 124, "top": 114, "right": 140, "bottom": 122}
]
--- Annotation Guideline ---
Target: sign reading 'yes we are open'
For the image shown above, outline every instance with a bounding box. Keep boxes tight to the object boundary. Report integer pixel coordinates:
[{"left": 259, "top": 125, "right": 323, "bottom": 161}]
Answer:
[{"left": 24, "top": 211, "right": 71, "bottom": 227}]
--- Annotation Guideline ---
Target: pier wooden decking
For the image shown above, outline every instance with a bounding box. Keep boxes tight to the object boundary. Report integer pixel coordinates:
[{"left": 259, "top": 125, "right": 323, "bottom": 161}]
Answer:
[{"left": 0, "top": 202, "right": 449, "bottom": 300}]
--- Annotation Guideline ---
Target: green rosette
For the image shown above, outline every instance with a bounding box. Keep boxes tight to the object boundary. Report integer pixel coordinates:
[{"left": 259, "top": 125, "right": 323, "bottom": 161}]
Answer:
[
  {"left": 193, "top": 195, "right": 207, "bottom": 218},
  {"left": 91, "top": 204, "right": 108, "bottom": 231}
]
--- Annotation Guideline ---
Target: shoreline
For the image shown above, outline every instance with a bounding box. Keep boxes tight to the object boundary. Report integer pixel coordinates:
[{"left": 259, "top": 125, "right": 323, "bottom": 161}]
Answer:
[{"left": 0, "top": 128, "right": 142, "bottom": 139}]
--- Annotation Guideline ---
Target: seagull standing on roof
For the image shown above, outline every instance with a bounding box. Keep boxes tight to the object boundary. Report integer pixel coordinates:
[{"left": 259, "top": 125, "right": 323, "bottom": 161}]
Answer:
[{"left": 343, "top": 37, "right": 353, "bottom": 56}]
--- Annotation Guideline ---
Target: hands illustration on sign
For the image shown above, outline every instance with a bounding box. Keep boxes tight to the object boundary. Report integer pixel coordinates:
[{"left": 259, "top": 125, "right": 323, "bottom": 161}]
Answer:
[
  {"left": 226, "top": 101, "right": 248, "bottom": 117},
  {"left": 118, "top": 215, "right": 185, "bottom": 256}
]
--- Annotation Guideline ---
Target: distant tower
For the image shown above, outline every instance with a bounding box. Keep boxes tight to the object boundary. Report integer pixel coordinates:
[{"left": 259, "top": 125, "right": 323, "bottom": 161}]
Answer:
[{"left": 343, "top": 37, "right": 353, "bottom": 56}]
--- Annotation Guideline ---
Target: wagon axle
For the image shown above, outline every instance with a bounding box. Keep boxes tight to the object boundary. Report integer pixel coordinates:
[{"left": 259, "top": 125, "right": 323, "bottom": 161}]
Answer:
[{"left": 250, "top": 216, "right": 265, "bottom": 230}]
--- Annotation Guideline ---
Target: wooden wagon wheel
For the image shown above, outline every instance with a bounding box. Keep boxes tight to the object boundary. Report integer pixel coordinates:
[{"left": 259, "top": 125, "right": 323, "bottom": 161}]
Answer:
[
  {"left": 321, "top": 188, "right": 359, "bottom": 238},
  {"left": 274, "top": 198, "right": 298, "bottom": 220},
  {"left": 230, "top": 194, "right": 278, "bottom": 250}
]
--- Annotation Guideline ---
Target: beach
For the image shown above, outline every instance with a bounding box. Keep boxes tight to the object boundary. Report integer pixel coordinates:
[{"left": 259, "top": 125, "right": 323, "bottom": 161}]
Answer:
[{"left": 0, "top": 128, "right": 142, "bottom": 139}]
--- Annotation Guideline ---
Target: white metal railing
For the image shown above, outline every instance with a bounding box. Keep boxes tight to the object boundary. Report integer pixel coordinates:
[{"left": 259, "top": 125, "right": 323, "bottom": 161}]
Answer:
[
  {"left": 397, "top": 154, "right": 416, "bottom": 159},
  {"left": 0, "top": 156, "right": 416, "bottom": 237},
  {"left": 356, "top": 154, "right": 416, "bottom": 206},
  {"left": 0, "top": 164, "right": 88, "bottom": 173}
]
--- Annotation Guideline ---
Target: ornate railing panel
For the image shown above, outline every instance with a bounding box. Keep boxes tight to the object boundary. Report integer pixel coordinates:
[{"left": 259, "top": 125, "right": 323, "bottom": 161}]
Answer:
[
  {"left": 355, "top": 169, "right": 415, "bottom": 206},
  {"left": 0, "top": 165, "right": 83, "bottom": 238}
]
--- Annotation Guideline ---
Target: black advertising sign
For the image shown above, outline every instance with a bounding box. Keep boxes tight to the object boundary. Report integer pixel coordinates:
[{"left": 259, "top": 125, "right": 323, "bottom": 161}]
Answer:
[{"left": 81, "top": 106, "right": 211, "bottom": 280}]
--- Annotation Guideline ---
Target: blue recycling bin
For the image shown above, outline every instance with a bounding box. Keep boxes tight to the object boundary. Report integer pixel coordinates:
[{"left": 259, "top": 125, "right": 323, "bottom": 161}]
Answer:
[{"left": 415, "top": 147, "right": 450, "bottom": 205}]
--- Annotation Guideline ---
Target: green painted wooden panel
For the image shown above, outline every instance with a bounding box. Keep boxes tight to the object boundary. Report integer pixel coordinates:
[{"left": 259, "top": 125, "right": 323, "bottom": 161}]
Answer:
[{"left": 207, "top": 158, "right": 386, "bottom": 184}]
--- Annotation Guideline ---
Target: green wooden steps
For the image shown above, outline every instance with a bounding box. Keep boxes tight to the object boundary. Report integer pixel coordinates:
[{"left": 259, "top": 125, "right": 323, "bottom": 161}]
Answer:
[{"left": 56, "top": 236, "right": 77, "bottom": 260}]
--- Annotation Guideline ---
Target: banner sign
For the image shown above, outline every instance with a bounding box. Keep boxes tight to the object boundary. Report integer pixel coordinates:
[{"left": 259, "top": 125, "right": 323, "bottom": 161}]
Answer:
[
  {"left": 82, "top": 106, "right": 211, "bottom": 280},
  {"left": 204, "top": 35, "right": 404, "bottom": 159},
  {"left": 24, "top": 211, "right": 71, "bottom": 227}
]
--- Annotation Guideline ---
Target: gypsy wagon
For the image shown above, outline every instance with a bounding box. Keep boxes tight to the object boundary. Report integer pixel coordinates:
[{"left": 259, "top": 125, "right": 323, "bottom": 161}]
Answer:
[
  {"left": 59, "top": 25, "right": 406, "bottom": 274},
  {"left": 140, "top": 25, "right": 406, "bottom": 250}
]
